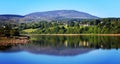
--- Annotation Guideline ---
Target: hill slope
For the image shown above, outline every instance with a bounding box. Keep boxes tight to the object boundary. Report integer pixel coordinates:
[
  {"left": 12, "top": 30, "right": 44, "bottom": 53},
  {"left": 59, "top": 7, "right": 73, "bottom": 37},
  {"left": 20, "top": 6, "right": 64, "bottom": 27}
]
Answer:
[
  {"left": 0, "top": 10, "right": 99, "bottom": 22},
  {"left": 24, "top": 10, "right": 99, "bottom": 21},
  {"left": 0, "top": 14, "right": 24, "bottom": 23}
]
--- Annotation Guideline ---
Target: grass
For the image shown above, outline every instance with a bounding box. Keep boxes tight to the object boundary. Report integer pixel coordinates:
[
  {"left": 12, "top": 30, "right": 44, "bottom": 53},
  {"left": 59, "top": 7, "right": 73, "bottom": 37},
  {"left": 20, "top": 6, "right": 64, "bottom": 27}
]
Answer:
[
  {"left": 22, "top": 28, "right": 37, "bottom": 33},
  {"left": 22, "top": 34, "right": 120, "bottom": 36}
]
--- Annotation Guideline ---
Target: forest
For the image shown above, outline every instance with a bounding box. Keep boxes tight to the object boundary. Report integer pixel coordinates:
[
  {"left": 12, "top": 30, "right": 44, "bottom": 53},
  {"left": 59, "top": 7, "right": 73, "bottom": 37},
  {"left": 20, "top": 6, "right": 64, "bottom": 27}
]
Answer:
[
  {"left": 19, "top": 18, "right": 120, "bottom": 34},
  {"left": 0, "top": 18, "right": 120, "bottom": 37}
]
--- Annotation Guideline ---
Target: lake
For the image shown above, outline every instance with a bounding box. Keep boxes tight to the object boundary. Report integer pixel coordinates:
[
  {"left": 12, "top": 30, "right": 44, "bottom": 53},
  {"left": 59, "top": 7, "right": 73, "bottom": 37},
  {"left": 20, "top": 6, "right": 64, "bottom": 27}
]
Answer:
[{"left": 0, "top": 35, "right": 120, "bottom": 64}]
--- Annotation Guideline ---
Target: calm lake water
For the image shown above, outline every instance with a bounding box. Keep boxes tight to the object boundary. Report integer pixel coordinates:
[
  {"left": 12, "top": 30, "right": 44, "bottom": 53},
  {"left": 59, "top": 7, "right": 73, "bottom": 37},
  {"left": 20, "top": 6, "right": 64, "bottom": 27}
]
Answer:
[{"left": 0, "top": 35, "right": 120, "bottom": 64}]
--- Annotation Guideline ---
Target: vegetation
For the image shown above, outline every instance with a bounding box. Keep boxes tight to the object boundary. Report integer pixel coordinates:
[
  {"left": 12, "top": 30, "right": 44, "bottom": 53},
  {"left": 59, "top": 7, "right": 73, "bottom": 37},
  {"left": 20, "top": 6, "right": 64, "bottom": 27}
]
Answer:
[
  {"left": 22, "top": 28, "right": 37, "bottom": 33},
  {"left": 0, "top": 18, "right": 120, "bottom": 37},
  {"left": 20, "top": 18, "right": 120, "bottom": 34},
  {"left": 0, "top": 21, "right": 20, "bottom": 37}
]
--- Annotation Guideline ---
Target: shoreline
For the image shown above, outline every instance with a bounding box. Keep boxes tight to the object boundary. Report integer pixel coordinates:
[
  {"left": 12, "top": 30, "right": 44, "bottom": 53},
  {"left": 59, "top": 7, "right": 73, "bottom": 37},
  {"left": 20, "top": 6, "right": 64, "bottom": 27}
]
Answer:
[{"left": 22, "top": 34, "right": 120, "bottom": 36}]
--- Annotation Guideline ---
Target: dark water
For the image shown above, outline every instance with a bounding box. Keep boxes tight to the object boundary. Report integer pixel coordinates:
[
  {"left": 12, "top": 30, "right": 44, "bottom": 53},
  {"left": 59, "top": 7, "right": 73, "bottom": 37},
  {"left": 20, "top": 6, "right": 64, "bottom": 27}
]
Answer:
[{"left": 0, "top": 35, "right": 120, "bottom": 64}]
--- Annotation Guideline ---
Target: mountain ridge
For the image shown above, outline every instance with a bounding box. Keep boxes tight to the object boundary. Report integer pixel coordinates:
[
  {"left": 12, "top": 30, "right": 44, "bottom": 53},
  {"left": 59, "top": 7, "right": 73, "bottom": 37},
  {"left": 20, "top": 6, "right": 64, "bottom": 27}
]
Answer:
[{"left": 0, "top": 10, "right": 99, "bottom": 22}]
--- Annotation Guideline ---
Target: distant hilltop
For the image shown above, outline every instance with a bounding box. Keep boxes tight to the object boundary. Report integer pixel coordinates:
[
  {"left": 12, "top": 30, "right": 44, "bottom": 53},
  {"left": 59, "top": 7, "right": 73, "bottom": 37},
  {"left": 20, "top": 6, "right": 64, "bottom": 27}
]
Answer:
[{"left": 0, "top": 10, "right": 99, "bottom": 22}]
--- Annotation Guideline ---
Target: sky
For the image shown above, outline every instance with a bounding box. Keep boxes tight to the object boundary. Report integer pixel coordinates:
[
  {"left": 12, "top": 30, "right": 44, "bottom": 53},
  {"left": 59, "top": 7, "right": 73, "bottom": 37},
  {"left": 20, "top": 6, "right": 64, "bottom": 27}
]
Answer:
[{"left": 0, "top": 0, "right": 120, "bottom": 18}]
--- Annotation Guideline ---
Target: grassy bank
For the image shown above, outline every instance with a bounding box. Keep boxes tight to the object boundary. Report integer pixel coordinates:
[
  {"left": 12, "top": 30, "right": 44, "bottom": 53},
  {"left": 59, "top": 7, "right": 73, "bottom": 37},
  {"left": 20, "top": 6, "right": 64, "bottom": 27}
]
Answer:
[{"left": 21, "top": 34, "right": 120, "bottom": 36}]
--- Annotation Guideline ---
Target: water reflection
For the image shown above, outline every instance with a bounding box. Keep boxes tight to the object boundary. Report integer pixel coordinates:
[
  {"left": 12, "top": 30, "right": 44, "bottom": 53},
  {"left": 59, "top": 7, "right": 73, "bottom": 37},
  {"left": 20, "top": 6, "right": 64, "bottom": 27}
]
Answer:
[
  {"left": 0, "top": 35, "right": 120, "bottom": 56},
  {"left": 30, "top": 35, "right": 120, "bottom": 49}
]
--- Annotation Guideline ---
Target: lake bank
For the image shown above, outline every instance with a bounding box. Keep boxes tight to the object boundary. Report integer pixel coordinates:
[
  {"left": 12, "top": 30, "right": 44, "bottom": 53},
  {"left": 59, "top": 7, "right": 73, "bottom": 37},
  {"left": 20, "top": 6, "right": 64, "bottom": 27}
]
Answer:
[
  {"left": 22, "top": 34, "right": 120, "bottom": 36},
  {"left": 0, "top": 36, "right": 30, "bottom": 46},
  {"left": 0, "top": 39, "right": 29, "bottom": 46}
]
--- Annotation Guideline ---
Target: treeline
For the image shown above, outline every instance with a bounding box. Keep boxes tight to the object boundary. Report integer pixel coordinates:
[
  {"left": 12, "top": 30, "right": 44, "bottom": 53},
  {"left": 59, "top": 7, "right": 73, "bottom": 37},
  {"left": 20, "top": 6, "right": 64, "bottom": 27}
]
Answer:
[
  {"left": 20, "top": 18, "right": 120, "bottom": 34},
  {"left": 0, "top": 22, "right": 20, "bottom": 37}
]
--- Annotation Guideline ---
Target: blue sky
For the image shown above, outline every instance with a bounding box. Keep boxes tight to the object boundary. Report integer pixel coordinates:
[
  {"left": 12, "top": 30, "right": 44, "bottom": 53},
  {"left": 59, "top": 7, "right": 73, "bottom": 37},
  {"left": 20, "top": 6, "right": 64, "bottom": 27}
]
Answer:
[{"left": 0, "top": 0, "right": 120, "bottom": 17}]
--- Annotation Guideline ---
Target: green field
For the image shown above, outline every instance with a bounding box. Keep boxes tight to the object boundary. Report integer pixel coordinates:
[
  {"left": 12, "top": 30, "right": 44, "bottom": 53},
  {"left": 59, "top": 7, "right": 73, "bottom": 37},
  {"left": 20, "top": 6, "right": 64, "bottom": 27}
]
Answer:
[{"left": 22, "top": 29, "right": 37, "bottom": 33}]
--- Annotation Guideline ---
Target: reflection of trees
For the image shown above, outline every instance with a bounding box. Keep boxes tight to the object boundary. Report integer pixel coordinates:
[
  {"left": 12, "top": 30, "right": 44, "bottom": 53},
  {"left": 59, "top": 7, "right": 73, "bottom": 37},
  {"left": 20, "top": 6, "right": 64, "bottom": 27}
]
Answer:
[
  {"left": 30, "top": 35, "right": 120, "bottom": 49},
  {"left": 0, "top": 39, "right": 29, "bottom": 51},
  {"left": 0, "top": 36, "right": 120, "bottom": 56},
  {"left": 0, "top": 45, "right": 12, "bottom": 51},
  {"left": 1, "top": 36, "right": 120, "bottom": 52}
]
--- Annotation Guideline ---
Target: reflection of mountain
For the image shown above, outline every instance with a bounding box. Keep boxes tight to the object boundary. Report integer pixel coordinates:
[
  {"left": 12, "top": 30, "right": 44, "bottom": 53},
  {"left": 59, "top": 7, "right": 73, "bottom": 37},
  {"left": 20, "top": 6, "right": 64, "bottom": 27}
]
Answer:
[
  {"left": 30, "top": 48, "right": 92, "bottom": 56},
  {"left": 0, "top": 45, "right": 22, "bottom": 52},
  {"left": 0, "top": 35, "right": 120, "bottom": 56},
  {"left": 22, "top": 46, "right": 94, "bottom": 56},
  {"left": 0, "top": 43, "right": 94, "bottom": 56}
]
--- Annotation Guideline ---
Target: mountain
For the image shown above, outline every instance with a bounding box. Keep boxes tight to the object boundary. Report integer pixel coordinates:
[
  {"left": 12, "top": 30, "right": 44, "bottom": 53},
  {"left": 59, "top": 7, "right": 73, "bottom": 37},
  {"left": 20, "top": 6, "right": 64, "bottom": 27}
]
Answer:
[
  {"left": 0, "top": 10, "right": 99, "bottom": 22},
  {"left": 0, "top": 14, "right": 24, "bottom": 23},
  {"left": 24, "top": 10, "right": 99, "bottom": 21}
]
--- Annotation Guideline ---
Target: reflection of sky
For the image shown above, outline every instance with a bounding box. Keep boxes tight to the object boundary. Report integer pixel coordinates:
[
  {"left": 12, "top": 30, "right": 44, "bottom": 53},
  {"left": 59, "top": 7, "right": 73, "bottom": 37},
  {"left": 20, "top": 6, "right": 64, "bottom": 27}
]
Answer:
[{"left": 0, "top": 49, "right": 120, "bottom": 64}]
